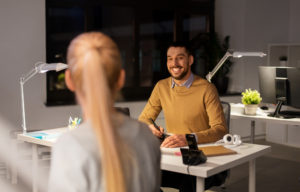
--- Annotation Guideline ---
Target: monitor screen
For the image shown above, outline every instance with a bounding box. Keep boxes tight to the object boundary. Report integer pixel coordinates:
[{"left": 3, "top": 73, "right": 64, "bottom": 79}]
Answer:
[
  {"left": 287, "top": 68, "right": 300, "bottom": 108},
  {"left": 258, "top": 66, "right": 277, "bottom": 104}
]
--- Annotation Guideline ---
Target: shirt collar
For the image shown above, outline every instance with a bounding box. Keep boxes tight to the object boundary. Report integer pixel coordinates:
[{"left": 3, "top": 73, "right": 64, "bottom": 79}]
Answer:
[{"left": 171, "top": 73, "right": 194, "bottom": 88}]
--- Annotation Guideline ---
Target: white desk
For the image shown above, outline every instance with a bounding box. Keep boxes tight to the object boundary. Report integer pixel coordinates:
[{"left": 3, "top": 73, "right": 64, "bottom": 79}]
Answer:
[
  {"left": 230, "top": 103, "right": 300, "bottom": 143},
  {"left": 161, "top": 144, "right": 270, "bottom": 192},
  {"left": 17, "top": 127, "right": 67, "bottom": 147},
  {"left": 17, "top": 128, "right": 68, "bottom": 192},
  {"left": 18, "top": 128, "right": 271, "bottom": 192}
]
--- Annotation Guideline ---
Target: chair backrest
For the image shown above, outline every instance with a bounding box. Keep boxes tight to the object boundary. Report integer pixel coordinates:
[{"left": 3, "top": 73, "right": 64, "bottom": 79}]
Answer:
[
  {"left": 221, "top": 101, "right": 230, "bottom": 132},
  {"left": 115, "top": 107, "right": 130, "bottom": 116}
]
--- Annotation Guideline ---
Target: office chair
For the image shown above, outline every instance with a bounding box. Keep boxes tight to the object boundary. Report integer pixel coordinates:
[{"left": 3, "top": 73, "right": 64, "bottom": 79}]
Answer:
[{"left": 221, "top": 101, "right": 231, "bottom": 132}]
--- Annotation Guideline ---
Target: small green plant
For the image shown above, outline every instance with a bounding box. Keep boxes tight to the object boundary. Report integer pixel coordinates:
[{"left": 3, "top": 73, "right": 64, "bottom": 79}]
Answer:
[
  {"left": 55, "top": 73, "right": 66, "bottom": 90},
  {"left": 241, "top": 89, "right": 262, "bottom": 105}
]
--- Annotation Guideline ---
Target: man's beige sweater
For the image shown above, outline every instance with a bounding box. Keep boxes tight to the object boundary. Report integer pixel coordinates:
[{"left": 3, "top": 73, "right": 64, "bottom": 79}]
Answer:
[{"left": 139, "top": 75, "right": 227, "bottom": 144}]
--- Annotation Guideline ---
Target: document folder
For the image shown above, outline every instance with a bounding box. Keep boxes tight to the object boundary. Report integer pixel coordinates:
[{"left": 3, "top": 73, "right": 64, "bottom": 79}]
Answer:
[{"left": 198, "top": 145, "right": 237, "bottom": 157}]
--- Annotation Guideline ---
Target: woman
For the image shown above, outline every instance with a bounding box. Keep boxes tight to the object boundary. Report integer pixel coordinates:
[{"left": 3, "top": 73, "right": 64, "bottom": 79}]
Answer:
[{"left": 48, "top": 32, "right": 161, "bottom": 192}]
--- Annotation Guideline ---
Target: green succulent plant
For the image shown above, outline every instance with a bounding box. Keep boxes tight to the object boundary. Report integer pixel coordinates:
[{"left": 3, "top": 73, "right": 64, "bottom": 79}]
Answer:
[{"left": 241, "top": 89, "right": 262, "bottom": 105}]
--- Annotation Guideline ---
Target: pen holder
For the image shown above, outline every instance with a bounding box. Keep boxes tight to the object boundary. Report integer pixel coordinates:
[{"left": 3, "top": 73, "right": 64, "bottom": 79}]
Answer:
[
  {"left": 68, "top": 117, "right": 81, "bottom": 130},
  {"left": 180, "top": 148, "right": 207, "bottom": 165}
]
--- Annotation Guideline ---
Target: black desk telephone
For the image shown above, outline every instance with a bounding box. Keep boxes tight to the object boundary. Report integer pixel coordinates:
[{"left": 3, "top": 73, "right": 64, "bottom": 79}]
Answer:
[{"left": 180, "top": 134, "right": 207, "bottom": 165}]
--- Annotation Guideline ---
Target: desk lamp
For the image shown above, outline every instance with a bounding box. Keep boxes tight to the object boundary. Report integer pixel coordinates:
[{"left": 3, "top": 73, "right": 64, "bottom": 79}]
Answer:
[
  {"left": 20, "top": 62, "right": 68, "bottom": 133},
  {"left": 206, "top": 51, "right": 266, "bottom": 82}
]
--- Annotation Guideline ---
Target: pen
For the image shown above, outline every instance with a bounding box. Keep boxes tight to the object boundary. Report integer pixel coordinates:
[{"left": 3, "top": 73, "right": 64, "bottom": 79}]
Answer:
[
  {"left": 150, "top": 118, "right": 161, "bottom": 132},
  {"left": 77, "top": 118, "right": 81, "bottom": 125},
  {"left": 149, "top": 118, "right": 170, "bottom": 139}
]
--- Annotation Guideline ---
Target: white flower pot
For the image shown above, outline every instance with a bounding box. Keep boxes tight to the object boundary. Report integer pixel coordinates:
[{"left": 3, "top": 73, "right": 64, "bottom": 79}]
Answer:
[
  {"left": 244, "top": 104, "right": 258, "bottom": 115},
  {"left": 280, "top": 61, "right": 287, "bottom": 66}
]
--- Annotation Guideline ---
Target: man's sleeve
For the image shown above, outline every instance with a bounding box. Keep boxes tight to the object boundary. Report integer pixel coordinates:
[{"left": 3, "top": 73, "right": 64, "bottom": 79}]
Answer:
[
  {"left": 138, "top": 83, "right": 162, "bottom": 125},
  {"left": 195, "top": 83, "right": 228, "bottom": 143}
]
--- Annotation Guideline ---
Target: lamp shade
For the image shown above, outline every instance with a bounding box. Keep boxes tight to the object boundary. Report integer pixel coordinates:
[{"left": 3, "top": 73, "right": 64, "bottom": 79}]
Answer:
[
  {"left": 232, "top": 52, "right": 266, "bottom": 58},
  {"left": 37, "top": 63, "right": 68, "bottom": 73}
]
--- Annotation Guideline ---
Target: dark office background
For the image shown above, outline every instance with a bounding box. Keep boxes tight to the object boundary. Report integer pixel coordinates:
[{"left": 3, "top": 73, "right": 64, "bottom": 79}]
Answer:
[{"left": 45, "top": 0, "right": 216, "bottom": 105}]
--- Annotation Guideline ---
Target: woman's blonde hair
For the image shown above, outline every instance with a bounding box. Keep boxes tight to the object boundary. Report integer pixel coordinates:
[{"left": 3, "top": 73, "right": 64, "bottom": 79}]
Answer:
[{"left": 67, "top": 32, "right": 130, "bottom": 192}]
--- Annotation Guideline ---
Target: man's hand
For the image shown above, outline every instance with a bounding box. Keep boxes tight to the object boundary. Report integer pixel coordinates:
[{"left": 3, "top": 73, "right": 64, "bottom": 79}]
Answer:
[
  {"left": 161, "top": 134, "right": 187, "bottom": 148},
  {"left": 148, "top": 124, "right": 164, "bottom": 138}
]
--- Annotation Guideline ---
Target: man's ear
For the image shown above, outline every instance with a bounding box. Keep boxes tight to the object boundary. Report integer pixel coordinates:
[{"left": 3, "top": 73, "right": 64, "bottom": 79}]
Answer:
[
  {"left": 117, "top": 69, "right": 125, "bottom": 91},
  {"left": 189, "top": 55, "right": 194, "bottom": 66},
  {"left": 65, "top": 69, "right": 75, "bottom": 92}
]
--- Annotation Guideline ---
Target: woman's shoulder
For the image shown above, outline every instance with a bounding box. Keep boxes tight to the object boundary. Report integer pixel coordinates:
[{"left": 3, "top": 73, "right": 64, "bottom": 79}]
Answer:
[
  {"left": 54, "top": 122, "right": 98, "bottom": 156},
  {"left": 121, "top": 116, "right": 155, "bottom": 137},
  {"left": 120, "top": 116, "right": 160, "bottom": 148}
]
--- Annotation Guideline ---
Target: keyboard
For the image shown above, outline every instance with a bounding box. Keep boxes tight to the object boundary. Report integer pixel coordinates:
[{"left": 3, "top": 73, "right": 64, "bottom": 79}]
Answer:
[{"left": 279, "top": 110, "right": 300, "bottom": 118}]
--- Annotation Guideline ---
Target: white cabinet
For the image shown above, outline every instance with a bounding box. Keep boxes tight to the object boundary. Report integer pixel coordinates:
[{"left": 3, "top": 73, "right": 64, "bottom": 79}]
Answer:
[{"left": 268, "top": 44, "right": 300, "bottom": 67}]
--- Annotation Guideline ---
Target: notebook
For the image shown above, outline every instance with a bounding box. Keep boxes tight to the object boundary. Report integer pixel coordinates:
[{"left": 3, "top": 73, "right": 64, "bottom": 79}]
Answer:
[
  {"left": 161, "top": 145, "right": 237, "bottom": 157},
  {"left": 198, "top": 145, "right": 237, "bottom": 157}
]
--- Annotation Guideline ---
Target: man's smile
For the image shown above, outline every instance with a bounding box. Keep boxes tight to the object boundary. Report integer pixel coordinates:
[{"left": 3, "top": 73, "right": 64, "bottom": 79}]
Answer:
[{"left": 170, "top": 66, "right": 183, "bottom": 73}]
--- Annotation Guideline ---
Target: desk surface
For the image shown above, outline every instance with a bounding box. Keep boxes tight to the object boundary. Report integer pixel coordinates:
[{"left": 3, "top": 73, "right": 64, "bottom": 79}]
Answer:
[
  {"left": 161, "top": 143, "right": 270, "bottom": 178},
  {"left": 230, "top": 103, "right": 300, "bottom": 125},
  {"left": 18, "top": 128, "right": 271, "bottom": 183},
  {"left": 17, "top": 127, "right": 68, "bottom": 147}
]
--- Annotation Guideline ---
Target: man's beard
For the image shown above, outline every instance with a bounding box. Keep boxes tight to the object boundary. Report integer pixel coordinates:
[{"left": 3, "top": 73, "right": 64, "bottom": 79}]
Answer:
[{"left": 169, "top": 67, "right": 189, "bottom": 80}]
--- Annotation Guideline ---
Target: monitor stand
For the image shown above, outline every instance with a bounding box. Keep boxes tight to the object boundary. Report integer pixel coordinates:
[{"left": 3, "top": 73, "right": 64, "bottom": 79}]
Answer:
[{"left": 267, "top": 97, "right": 294, "bottom": 119}]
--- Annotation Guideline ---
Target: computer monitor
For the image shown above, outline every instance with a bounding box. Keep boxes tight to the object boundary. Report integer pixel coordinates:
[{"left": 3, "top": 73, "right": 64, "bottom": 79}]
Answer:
[
  {"left": 286, "top": 68, "right": 300, "bottom": 108},
  {"left": 258, "top": 66, "right": 277, "bottom": 104},
  {"left": 258, "top": 66, "right": 300, "bottom": 118}
]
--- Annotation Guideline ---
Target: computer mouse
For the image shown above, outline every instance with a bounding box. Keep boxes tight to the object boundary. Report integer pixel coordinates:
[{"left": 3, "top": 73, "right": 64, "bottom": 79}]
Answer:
[{"left": 260, "top": 106, "right": 269, "bottom": 110}]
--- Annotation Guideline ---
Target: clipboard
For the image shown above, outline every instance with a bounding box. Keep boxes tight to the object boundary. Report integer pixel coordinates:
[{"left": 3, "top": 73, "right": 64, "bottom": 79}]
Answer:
[{"left": 198, "top": 145, "right": 237, "bottom": 157}]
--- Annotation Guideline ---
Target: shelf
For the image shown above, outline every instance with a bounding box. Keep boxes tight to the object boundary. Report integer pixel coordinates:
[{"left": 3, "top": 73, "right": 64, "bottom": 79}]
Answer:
[{"left": 268, "top": 44, "right": 300, "bottom": 67}]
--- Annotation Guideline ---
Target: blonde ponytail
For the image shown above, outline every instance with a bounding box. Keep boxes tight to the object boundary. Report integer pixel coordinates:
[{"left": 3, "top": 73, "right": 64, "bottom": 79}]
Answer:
[{"left": 67, "top": 32, "right": 132, "bottom": 192}]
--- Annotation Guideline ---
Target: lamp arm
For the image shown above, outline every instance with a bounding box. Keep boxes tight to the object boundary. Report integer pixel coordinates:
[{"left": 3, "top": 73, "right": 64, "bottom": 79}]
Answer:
[
  {"left": 20, "top": 68, "right": 38, "bottom": 84},
  {"left": 19, "top": 62, "right": 68, "bottom": 133},
  {"left": 20, "top": 79, "right": 27, "bottom": 133},
  {"left": 206, "top": 51, "right": 233, "bottom": 82},
  {"left": 20, "top": 67, "right": 38, "bottom": 134}
]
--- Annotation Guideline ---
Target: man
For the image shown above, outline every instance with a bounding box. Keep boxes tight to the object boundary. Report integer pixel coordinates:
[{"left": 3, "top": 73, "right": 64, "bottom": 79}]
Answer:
[
  {"left": 139, "top": 41, "right": 227, "bottom": 146},
  {"left": 138, "top": 41, "right": 228, "bottom": 191}
]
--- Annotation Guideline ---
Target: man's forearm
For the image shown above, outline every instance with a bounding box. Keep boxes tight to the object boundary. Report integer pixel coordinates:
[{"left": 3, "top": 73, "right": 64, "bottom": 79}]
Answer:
[{"left": 194, "top": 125, "right": 227, "bottom": 144}]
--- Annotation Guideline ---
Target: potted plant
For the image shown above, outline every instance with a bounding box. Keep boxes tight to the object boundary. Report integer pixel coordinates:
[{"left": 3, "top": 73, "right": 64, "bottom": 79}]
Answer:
[
  {"left": 279, "top": 56, "right": 288, "bottom": 66},
  {"left": 241, "top": 89, "right": 262, "bottom": 115}
]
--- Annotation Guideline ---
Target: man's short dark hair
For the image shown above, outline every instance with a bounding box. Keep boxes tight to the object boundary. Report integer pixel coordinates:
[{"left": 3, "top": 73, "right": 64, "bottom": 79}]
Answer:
[{"left": 167, "top": 41, "right": 192, "bottom": 55}]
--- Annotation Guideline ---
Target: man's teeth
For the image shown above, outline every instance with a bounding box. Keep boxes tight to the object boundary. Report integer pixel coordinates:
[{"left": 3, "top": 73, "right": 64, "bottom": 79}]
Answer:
[{"left": 172, "top": 67, "right": 181, "bottom": 72}]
